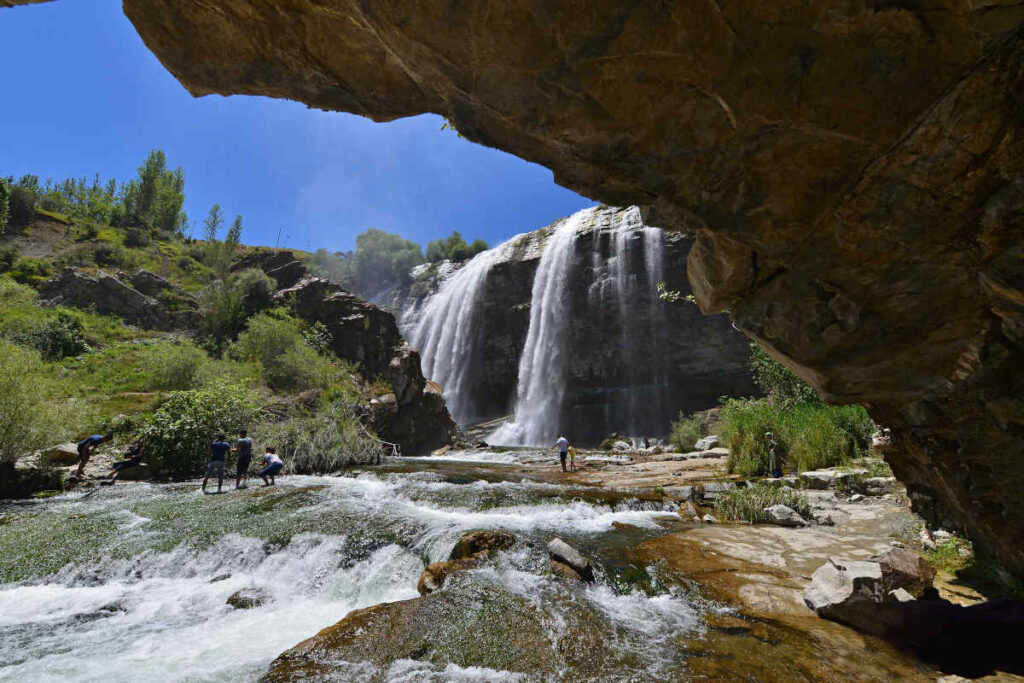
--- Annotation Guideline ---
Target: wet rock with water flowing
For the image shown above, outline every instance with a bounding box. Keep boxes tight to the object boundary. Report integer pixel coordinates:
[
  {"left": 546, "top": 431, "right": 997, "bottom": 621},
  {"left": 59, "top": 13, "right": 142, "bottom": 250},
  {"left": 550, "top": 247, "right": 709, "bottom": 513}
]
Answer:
[{"left": 401, "top": 206, "right": 754, "bottom": 445}]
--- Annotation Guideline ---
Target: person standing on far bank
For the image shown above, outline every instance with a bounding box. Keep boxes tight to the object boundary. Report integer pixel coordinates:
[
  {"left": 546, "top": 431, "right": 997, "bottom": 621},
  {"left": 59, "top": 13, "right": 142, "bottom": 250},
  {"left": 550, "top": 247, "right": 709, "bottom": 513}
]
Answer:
[{"left": 554, "top": 435, "right": 570, "bottom": 473}]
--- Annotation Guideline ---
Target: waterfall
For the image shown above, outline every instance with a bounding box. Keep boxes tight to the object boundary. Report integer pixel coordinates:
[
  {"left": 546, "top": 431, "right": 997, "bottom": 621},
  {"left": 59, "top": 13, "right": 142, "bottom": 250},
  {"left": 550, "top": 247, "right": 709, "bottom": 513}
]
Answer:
[
  {"left": 489, "top": 208, "right": 591, "bottom": 446},
  {"left": 404, "top": 204, "right": 670, "bottom": 445},
  {"left": 403, "top": 241, "right": 520, "bottom": 424}
]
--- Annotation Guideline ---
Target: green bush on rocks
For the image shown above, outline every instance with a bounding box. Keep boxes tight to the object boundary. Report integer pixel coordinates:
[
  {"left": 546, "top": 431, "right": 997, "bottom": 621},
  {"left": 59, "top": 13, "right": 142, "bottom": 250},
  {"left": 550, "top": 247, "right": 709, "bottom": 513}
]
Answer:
[{"left": 138, "top": 381, "right": 262, "bottom": 478}]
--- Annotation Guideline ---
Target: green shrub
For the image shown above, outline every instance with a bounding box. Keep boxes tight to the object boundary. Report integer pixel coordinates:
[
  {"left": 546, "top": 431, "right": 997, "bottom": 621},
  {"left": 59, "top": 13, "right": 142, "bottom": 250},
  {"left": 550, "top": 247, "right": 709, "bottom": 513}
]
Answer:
[
  {"left": 138, "top": 340, "right": 209, "bottom": 390},
  {"left": 139, "top": 381, "right": 262, "bottom": 478},
  {"left": 8, "top": 257, "right": 52, "bottom": 285},
  {"left": 92, "top": 241, "right": 129, "bottom": 267},
  {"left": 232, "top": 268, "right": 276, "bottom": 317},
  {"left": 18, "top": 309, "right": 90, "bottom": 360},
  {"left": 260, "top": 400, "right": 385, "bottom": 473},
  {"left": 0, "top": 178, "right": 9, "bottom": 233},
  {"left": 197, "top": 270, "right": 276, "bottom": 351},
  {"left": 7, "top": 185, "right": 37, "bottom": 229},
  {"left": 749, "top": 342, "right": 820, "bottom": 405},
  {"left": 722, "top": 398, "right": 873, "bottom": 476},
  {"left": 229, "top": 311, "right": 336, "bottom": 392},
  {"left": 669, "top": 412, "right": 701, "bottom": 451},
  {"left": 0, "top": 341, "right": 79, "bottom": 464},
  {"left": 0, "top": 246, "right": 17, "bottom": 273},
  {"left": 714, "top": 483, "right": 811, "bottom": 523},
  {"left": 123, "top": 227, "right": 151, "bottom": 248}
]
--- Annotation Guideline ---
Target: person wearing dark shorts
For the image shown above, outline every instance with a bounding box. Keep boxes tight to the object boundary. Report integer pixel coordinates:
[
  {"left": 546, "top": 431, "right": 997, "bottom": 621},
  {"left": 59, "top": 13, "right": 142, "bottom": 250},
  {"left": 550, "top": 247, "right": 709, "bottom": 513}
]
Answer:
[
  {"left": 234, "top": 430, "right": 253, "bottom": 490},
  {"left": 202, "top": 434, "right": 231, "bottom": 494},
  {"left": 75, "top": 433, "right": 111, "bottom": 479},
  {"left": 106, "top": 439, "right": 144, "bottom": 482},
  {"left": 554, "top": 436, "right": 570, "bottom": 473},
  {"left": 258, "top": 447, "right": 284, "bottom": 486}
]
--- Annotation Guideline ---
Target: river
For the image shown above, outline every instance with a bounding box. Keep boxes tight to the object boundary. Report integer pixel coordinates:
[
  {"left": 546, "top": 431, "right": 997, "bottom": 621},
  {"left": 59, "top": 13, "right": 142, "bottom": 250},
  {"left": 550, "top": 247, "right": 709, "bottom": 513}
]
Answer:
[{"left": 0, "top": 450, "right": 933, "bottom": 682}]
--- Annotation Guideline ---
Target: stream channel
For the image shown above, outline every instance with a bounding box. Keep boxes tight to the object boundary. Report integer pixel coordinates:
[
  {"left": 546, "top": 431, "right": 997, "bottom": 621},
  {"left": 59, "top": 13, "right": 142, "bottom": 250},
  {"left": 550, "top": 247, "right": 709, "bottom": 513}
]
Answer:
[{"left": 0, "top": 449, "right": 936, "bottom": 682}]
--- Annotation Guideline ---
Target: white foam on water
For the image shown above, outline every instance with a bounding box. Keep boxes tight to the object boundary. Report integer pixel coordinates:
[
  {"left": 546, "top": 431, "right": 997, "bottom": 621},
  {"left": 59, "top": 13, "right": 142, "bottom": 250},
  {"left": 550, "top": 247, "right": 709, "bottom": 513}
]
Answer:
[
  {"left": 0, "top": 534, "right": 421, "bottom": 683},
  {"left": 405, "top": 449, "right": 522, "bottom": 465}
]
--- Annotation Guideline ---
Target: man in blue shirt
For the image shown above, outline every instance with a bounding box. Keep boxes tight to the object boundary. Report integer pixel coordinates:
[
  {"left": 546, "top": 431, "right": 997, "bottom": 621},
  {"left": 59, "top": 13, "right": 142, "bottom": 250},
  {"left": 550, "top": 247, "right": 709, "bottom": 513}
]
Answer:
[
  {"left": 75, "top": 433, "right": 111, "bottom": 479},
  {"left": 202, "top": 434, "right": 231, "bottom": 494}
]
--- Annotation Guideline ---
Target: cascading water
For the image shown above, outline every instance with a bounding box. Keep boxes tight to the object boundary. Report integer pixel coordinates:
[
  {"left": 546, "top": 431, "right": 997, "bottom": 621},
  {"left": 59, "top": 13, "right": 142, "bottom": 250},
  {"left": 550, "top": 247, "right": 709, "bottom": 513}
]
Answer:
[
  {"left": 0, "top": 461, "right": 703, "bottom": 682},
  {"left": 488, "top": 209, "right": 590, "bottom": 446},
  {"left": 402, "top": 205, "right": 675, "bottom": 445},
  {"left": 402, "top": 237, "right": 525, "bottom": 425}
]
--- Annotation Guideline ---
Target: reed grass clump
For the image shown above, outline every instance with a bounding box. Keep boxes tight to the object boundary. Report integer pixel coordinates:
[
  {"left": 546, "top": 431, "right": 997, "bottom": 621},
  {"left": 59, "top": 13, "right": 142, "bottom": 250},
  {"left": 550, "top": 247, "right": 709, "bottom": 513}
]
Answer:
[{"left": 714, "top": 483, "right": 811, "bottom": 523}]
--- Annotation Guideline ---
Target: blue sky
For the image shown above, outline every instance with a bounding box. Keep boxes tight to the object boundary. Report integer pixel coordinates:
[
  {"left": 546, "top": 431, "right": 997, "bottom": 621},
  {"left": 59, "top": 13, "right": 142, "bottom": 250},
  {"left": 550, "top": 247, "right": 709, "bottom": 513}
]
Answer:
[{"left": 0, "top": 1, "right": 594, "bottom": 253}]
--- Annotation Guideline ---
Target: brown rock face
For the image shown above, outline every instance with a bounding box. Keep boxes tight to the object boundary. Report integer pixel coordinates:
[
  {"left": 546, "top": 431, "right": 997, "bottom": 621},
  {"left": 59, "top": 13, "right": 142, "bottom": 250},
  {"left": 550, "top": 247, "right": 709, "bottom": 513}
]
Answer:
[{"left": 62, "top": 1, "right": 1024, "bottom": 574}]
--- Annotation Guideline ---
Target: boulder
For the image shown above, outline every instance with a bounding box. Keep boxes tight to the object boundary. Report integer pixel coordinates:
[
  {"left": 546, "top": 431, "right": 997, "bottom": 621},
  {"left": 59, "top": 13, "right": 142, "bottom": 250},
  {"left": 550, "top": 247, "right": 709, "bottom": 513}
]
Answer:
[
  {"left": 417, "top": 559, "right": 475, "bottom": 595},
  {"left": 763, "top": 504, "right": 808, "bottom": 528},
  {"left": 227, "top": 587, "right": 269, "bottom": 609},
  {"left": 701, "top": 514, "right": 718, "bottom": 524},
  {"left": 0, "top": 462, "right": 64, "bottom": 499},
  {"left": 230, "top": 249, "right": 307, "bottom": 288},
  {"left": 803, "top": 550, "right": 936, "bottom": 630},
  {"left": 699, "top": 481, "right": 735, "bottom": 502},
  {"left": 813, "top": 510, "right": 835, "bottom": 527},
  {"left": 449, "top": 530, "right": 515, "bottom": 561},
  {"left": 694, "top": 435, "right": 720, "bottom": 451},
  {"left": 800, "top": 470, "right": 838, "bottom": 490},
  {"left": 666, "top": 486, "right": 694, "bottom": 502},
  {"left": 871, "top": 548, "right": 936, "bottom": 599},
  {"left": 678, "top": 501, "right": 700, "bottom": 520},
  {"left": 116, "top": 463, "right": 153, "bottom": 481},
  {"left": 611, "top": 441, "right": 632, "bottom": 452},
  {"left": 550, "top": 559, "right": 583, "bottom": 582},
  {"left": 384, "top": 346, "right": 426, "bottom": 406},
  {"left": 39, "top": 267, "right": 173, "bottom": 330},
  {"left": 864, "top": 477, "right": 897, "bottom": 496},
  {"left": 40, "top": 443, "right": 79, "bottom": 467},
  {"left": 547, "top": 538, "right": 594, "bottom": 583}
]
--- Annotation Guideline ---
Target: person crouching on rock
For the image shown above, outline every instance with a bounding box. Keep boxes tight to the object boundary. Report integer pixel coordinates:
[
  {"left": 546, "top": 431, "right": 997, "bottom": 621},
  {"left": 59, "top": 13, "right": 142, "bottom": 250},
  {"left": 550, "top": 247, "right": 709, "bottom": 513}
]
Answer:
[
  {"left": 106, "top": 438, "right": 144, "bottom": 483},
  {"left": 554, "top": 435, "right": 570, "bottom": 473},
  {"left": 233, "top": 429, "right": 253, "bottom": 490},
  {"left": 258, "top": 447, "right": 284, "bottom": 487},
  {"left": 203, "top": 434, "right": 231, "bottom": 494},
  {"left": 74, "top": 433, "right": 112, "bottom": 479}
]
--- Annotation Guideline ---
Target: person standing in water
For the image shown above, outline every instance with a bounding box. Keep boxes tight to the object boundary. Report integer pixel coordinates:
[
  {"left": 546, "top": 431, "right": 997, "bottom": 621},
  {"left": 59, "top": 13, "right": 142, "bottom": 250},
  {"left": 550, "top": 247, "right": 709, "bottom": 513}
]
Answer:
[
  {"left": 554, "top": 435, "right": 570, "bottom": 472},
  {"left": 258, "top": 447, "right": 284, "bottom": 486},
  {"left": 202, "top": 434, "right": 231, "bottom": 494},
  {"left": 233, "top": 429, "right": 253, "bottom": 490},
  {"left": 74, "top": 433, "right": 111, "bottom": 479}
]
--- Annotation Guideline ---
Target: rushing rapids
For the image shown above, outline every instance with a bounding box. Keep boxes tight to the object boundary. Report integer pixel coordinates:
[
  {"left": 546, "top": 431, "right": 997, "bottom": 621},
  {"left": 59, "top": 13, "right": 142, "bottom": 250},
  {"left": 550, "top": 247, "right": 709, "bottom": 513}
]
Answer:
[
  {"left": 0, "top": 455, "right": 938, "bottom": 681},
  {"left": 401, "top": 206, "right": 747, "bottom": 446}
]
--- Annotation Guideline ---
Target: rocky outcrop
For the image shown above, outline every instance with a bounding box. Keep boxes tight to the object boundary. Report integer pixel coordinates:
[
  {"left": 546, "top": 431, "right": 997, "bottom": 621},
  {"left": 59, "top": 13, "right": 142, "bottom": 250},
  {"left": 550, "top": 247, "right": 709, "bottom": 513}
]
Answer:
[
  {"left": 231, "top": 249, "right": 306, "bottom": 289},
  {"left": 114, "top": 0, "right": 1024, "bottom": 574},
  {"left": 39, "top": 267, "right": 181, "bottom": 330},
  {"left": 277, "top": 277, "right": 457, "bottom": 455},
  {"left": 0, "top": 462, "right": 63, "bottom": 499}
]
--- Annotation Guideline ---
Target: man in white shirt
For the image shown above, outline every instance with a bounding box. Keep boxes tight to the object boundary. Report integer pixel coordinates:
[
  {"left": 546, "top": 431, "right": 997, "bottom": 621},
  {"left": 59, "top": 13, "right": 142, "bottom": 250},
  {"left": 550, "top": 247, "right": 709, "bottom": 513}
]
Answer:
[
  {"left": 258, "top": 447, "right": 285, "bottom": 486},
  {"left": 554, "top": 436, "right": 570, "bottom": 472}
]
